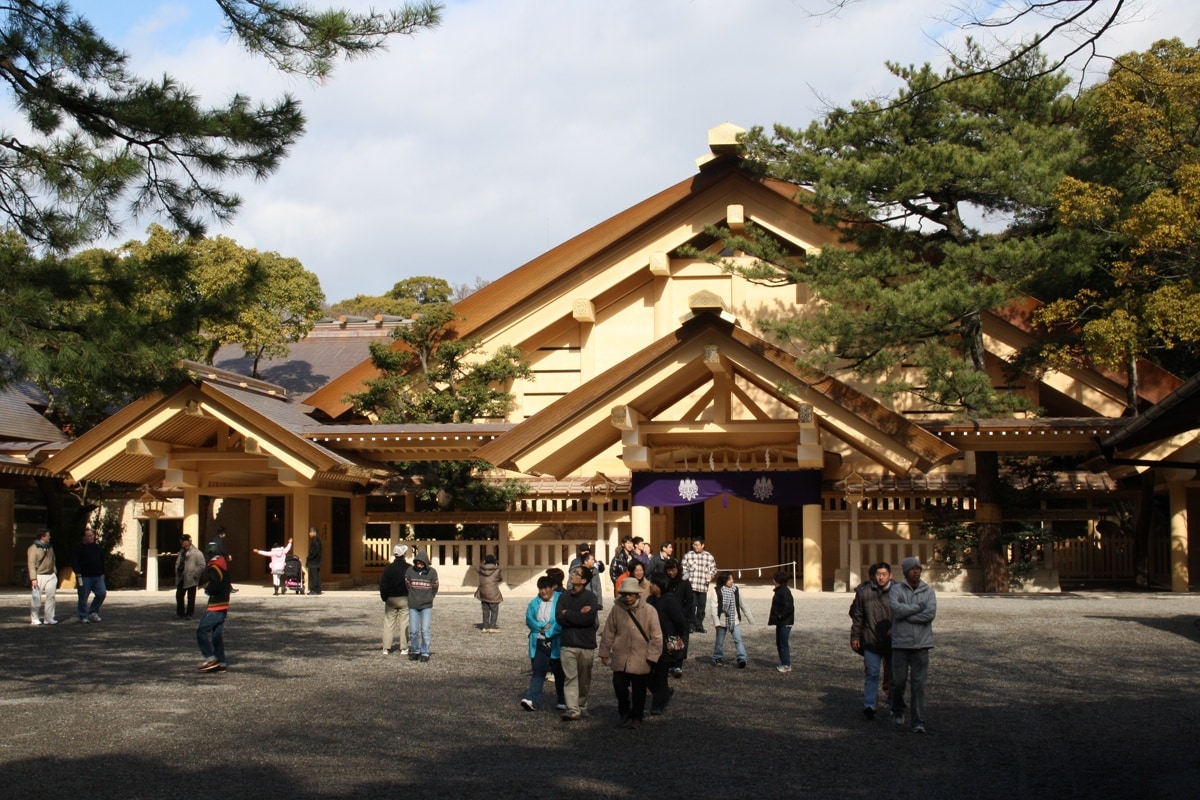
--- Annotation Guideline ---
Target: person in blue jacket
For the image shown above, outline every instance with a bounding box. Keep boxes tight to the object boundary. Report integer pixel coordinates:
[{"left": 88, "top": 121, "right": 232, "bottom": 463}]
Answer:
[{"left": 520, "top": 575, "right": 566, "bottom": 711}]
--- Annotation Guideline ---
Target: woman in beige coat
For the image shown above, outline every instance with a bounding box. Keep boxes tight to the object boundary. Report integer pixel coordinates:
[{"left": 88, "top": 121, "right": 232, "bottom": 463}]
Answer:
[{"left": 599, "top": 577, "right": 663, "bottom": 729}]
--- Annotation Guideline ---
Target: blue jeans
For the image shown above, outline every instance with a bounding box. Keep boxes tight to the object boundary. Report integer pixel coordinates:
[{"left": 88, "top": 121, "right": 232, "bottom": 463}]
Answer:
[
  {"left": 77, "top": 575, "right": 107, "bottom": 619},
  {"left": 524, "top": 640, "right": 565, "bottom": 708},
  {"left": 774, "top": 624, "right": 792, "bottom": 667},
  {"left": 863, "top": 648, "right": 893, "bottom": 709},
  {"left": 713, "top": 623, "right": 747, "bottom": 661},
  {"left": 408, "top": 607, "right": 433, "bottom": 656},
  {"left": 892, "top": 648, "right": 930, "bottom": 727},
  {"left": 196, "top": 610, "right": 227, "bottom": 663}
]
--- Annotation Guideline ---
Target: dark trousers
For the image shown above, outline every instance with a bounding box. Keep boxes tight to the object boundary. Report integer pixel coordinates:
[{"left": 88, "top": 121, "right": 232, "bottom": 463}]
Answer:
[
  {"left": 613, "top": 671, "right": 650, "bottom": 721},
  {"left": 176, "top": 584, "right": 197, "bottom": 617},
  {"left": 307, "top": 564, "right": 321, "bottom": 593},
  {"left": 650, "top": 655, "right": 673, "bottom": 710},
  {"left": 692, "top": 588, "right": 707, "bottom": 628}
]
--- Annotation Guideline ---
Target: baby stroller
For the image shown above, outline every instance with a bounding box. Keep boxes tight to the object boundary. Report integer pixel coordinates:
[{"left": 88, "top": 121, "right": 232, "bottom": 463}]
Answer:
[{"left": 282, "top": 554, "right": 305, "bottom": 594}]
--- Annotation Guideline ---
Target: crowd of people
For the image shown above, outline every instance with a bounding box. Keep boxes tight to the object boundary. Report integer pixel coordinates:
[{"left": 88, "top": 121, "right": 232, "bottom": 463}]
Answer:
[{"left": 25, "top": 525, "right": 936, "bottom": 732}]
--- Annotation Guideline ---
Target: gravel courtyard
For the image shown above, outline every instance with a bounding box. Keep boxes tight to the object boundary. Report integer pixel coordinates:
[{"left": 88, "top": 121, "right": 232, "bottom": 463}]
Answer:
[{"left": 1, "top": 585, "right": 1197, "bottom": 800}]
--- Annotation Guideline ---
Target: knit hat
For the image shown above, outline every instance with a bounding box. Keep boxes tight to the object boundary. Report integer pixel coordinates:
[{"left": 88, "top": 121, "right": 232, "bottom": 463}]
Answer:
[
  {"left": 901, "top": 556, "right": 923, "bottom": 574},
  {"left": 617, "top": 577, "right": 641, "bottom": 594},
  {"left": 393, "top": 544, "right": 409, "bottom": 558}
]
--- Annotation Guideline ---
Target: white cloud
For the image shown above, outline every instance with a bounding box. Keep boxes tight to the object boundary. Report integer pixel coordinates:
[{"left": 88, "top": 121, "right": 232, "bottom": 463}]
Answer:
[{"left": 26, "top": 1, "right": 1200, "bottom": 300}]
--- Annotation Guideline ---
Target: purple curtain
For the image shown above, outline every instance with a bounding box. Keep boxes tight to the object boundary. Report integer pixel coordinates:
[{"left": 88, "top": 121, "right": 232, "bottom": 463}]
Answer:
[{"left": 631, "top": 471, "right": 821, "bottom": 507}]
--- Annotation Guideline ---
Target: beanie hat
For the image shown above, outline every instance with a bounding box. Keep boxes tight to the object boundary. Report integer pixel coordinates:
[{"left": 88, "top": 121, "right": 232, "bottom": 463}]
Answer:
[
  {"left": 901, "top": 556, "right": 922, "bottom": 574},
  {"left": 393, "top": 544, "right": 409, "bottom": 558}
]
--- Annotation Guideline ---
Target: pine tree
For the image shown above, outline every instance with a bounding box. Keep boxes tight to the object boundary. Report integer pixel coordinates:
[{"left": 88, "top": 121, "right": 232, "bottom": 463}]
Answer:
[{"left": 729, "top": 46, "right": 1087, "bottom": 590}]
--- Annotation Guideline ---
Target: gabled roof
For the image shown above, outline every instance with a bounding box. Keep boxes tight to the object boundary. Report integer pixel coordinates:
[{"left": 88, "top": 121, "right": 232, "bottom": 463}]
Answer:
[
  {"left": 473, "top": 312, "right": 958, "bottom": 478},
  {"left": 43, "top": 376, "right": 382, "bottom": 489},
  {"left": 304, "top": 161, "right": 818, "bottom": 418}
]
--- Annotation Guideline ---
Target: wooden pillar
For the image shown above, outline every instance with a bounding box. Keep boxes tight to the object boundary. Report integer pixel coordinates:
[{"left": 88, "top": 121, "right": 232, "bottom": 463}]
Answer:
[
  {"left": 1169, "top": 479, "right": 1189, "bottom": 592},
  {"left": 632, "top": 504, "right": 651, "bottom": 544},
  {"left": 350, "top": 492, "right": 366, "bottom": 579},
  {"left": 802, "top": 502, "right": 823, "bottom": 591}
]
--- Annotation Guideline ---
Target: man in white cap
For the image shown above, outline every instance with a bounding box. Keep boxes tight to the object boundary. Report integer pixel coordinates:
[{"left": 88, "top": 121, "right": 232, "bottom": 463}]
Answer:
[
  {"left": 889, "top": 555, "right": 937, "bottom": 733},
  {"left": 379, "top": 544, "right": 411, "bottom": 655}
]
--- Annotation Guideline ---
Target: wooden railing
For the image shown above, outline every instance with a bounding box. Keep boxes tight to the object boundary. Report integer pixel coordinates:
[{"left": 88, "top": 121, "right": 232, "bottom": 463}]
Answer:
[
  {"left": 363, "top": 538, "right": 615, "bottom": 570},
  {"left": 847, "top": 538, "right": 937, "bottom": 588}
]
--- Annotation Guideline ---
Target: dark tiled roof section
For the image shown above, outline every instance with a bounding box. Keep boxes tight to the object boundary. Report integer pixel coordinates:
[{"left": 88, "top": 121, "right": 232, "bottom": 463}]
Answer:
[
  {"left": 212, "top": 327, "right": 393, "bottom": 399},
  {"left": 0, "top": 388, "right": 68, "bottom": 442}
]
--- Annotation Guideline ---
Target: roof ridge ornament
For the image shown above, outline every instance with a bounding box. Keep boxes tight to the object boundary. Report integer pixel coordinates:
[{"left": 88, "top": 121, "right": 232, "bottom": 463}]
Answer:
[{"left": 696, "top": 122, "right": 746, "bottom": 170}]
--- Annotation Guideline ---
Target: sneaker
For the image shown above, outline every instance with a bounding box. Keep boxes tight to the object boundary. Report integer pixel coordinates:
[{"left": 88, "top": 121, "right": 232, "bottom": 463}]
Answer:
[
  {"left": 79, "top": 617, "right": 89, "bottom": 624},
  {"left": 89, "top": 612, "right": 101, "bottom": 623},
  {"left": 399, "top": 648, "right": 409, "bottom": 655},
  {"left": 382, "top": 648, "right": 390, "bottom": 655},
  {"left": 669, "top": 667, "right": 683, "bottom": 678},
  {"left": 912, "top": 722, "right": 926, "bottom": 733},
  {"left": 711, "top": 657, "right": 724, "bottom": 666},
  {"left": 419, "top": 654, "right": 430, "bottom": 663},
  {"left": 776, "top": 665, "right": 791, "bottom": 673},
  {"left": 555, "top": 703, "right": 567, "bottom": 711},
  {"left": 520, "top": 698, "right": 536, "bottom": 712},
  {"left": 44, "top": 619, "right": 57, "bottom": 625},
  {"left": 408, "top": 653, "right": 419, "bottom": 661},
  {"left": 198, "top": 659, "right": 220, "bottom": 672},
  {"left": 863, "top": 707, "right": 876, "bottom": 721},
  {"left": 736, "top": 659, "right": 747, "bottom": 669},
  {"left": 892, "top": 712, "right": 905, "bottom": 725},
  {"left": 30, "top": 619, "right": 41, "bottom": 626}
]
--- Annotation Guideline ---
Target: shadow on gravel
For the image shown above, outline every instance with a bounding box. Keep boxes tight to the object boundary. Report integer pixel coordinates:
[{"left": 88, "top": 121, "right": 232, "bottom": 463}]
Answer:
[{"left": 1083, "top": 613, "right": 1200, "bottom": 645}]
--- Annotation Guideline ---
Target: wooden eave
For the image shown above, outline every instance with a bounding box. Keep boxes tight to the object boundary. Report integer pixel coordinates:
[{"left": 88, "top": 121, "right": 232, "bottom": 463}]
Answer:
[
  {"left": 472, "top": 313, "right": 958, "bottom": 478},
  {"left": 923, "top": 418, "right": 1122, "bottom": 457},
  {"left": 987, "top": 298, "right": 1181, "bottom": 406},
  {"left": 43, "top": 381, "right": 375, "bottom": 489},
  {"left": 306, "top": 423, "right": 514, "bottom": 464}
]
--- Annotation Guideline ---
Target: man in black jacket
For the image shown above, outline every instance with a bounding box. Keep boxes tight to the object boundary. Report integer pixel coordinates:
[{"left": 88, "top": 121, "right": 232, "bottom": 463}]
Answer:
[
  {"left": 71, "top": 527, "right": 107, "bottom": 623},
  {"left": 306, "top": 526, "right": 323, "bottom": 595},
  {"left": 380, "top": 545, "right": 411, "bottom": 655},
  {"left": 556, "top": 564, "right": 599, "bottom": 721},
  {"left": 850, "top": 562, "right": 895, "bottom": 720}
]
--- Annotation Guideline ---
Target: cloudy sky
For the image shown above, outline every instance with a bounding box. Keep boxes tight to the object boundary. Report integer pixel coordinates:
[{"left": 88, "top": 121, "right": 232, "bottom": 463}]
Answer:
[{"left": 64, "top": 1, "right": 1200, "bottom": 303}]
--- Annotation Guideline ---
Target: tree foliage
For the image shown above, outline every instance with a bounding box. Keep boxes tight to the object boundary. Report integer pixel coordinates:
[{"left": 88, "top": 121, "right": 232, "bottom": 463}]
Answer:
[
  {"left": 737, "top": 44, "right": 1084, "bottom": 417},
  {"left": 1034, "top": 38, "right": 1200, "bottom": 405},
  {"left": 0, "top": 0, "right": 441, "bottom": 251},
  {"left": 122, "top": 225, "right": 325, "bottom": 374},
  {"left": 724, "top": 45, "right": 1092, "bottom": 591},
  {"left": 0, "top": 231, "right": 207, "bottom": 431},
  {"left": 349, "top": 278, "right": 532, "bottom": 424},
  {"left": 348, "top": 277, "right": 532, "bottom": 513},
  {"left": 328, "top": 275, "right": 454, "bottom": 319}
]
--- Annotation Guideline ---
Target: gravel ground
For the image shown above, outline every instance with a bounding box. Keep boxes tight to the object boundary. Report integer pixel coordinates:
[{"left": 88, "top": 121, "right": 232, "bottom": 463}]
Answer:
[{"left": 1, "top": 584, "right": 1198, "bottom": 800}]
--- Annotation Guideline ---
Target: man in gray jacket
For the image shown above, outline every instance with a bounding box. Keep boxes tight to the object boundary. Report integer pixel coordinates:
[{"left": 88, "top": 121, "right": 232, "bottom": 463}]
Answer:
[
  {"left": 889, "top": 556, "right": 936, "bottom": 733},
  {"left": 175, "top": 534, "right": 206, "bottom": 619}
]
